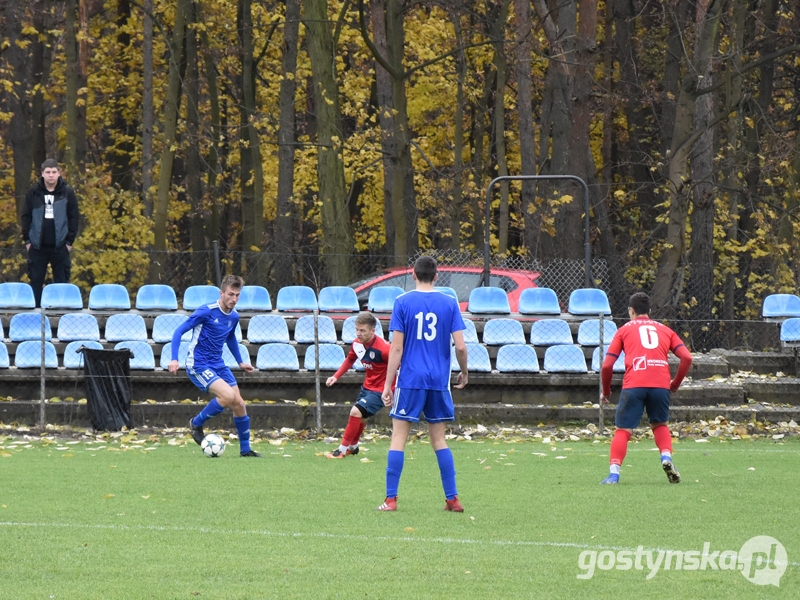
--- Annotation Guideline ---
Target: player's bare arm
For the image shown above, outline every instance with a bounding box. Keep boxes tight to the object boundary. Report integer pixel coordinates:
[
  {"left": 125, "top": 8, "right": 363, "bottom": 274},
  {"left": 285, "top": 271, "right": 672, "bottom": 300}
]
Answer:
[
  {"left": 240, "top": 362, "right": 254, "bottom": 373},
  {"left": 452, "top": 330, "right": 468, "bottom": 389},
  {"left": 326, "top": 376, "right": 338, "bottom": 387},
  {"left": 168, "top": 359, "right": 179, "bottom": 374},
  {"left": 382, "top": 331, "right": 404, "bottom": 406}
]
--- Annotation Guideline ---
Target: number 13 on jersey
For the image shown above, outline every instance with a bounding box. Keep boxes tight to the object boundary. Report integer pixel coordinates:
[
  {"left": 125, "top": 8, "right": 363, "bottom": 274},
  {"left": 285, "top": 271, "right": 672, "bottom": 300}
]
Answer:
[{"left": 415, "top": 311, "right": 438, "bottom": 340}]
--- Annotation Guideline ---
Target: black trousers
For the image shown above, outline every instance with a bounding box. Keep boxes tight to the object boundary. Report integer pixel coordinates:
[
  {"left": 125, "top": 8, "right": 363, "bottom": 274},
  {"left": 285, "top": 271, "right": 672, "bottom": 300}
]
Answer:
[{"left": 27, "top": 245, "right": 72, "bottom": 307}]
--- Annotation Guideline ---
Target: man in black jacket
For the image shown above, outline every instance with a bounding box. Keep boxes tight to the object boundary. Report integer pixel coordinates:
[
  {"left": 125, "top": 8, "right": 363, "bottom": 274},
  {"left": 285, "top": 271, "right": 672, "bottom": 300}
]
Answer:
[{"left": 21, "top": 159, "right": 80, "bottom": 307}]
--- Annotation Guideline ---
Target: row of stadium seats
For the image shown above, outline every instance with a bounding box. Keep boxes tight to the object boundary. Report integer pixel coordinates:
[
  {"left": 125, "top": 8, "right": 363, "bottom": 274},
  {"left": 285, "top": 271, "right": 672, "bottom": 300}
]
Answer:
[
  {"left": 780, "top": 318, "right": 800, "bottom": 347},
  {"left": 0, "top": 340, "right": 624, "bottom": 374},
  {"left": 1, "top": 313, "right": 617, "bottom": 348},
  {"left": 0, "top": 281, "right": 612, "bottom": 316}
]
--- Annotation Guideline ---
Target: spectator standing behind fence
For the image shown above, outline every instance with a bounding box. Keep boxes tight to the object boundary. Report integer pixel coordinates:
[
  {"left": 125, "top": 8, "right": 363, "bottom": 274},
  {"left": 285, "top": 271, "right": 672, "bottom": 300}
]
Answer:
[
  {"left": 378, "top": 256, "right": 469, "bottom": 512},
  {"left": 21, "top": 159, "right": 80, "bottom": 307},
  {"left": 599, "top": 292, "right": 693, "bottom": 485},
  {"left": 169, "top": 274, "right": 261, "bottom": 457}
]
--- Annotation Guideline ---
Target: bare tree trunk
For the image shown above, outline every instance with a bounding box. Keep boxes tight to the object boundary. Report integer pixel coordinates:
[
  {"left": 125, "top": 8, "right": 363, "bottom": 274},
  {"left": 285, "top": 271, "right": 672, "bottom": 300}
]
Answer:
[
  {"left": 198, "top": 9, "right": 222, "bottom": 247},
  {"left": 513, "top": 0, "right": 536, "bottom": 254},
  {"left": 470, "top": 65, "right": 495, "bottom": 249},
  {"left": 449, "top": 13, "right": 467, "bottom": 250},
  {"left": 492, "top": 0, "right": 511, "bottom": 254},
  {"left": 64, "top": 0, "right": 87, "bottom": 175},
  {"left": 142, "top": 0, "right": 154, "bottom": 216},
  {"left": 110, "top": 0, "right": 137, "bottom": 190}
]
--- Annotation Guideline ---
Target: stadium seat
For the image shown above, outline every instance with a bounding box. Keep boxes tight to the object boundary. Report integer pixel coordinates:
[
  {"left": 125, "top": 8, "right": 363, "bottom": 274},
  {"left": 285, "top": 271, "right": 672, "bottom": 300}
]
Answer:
[
  {"left": 256, "top": 343, "right": 300, "bottom": 371},
  {"left": 247, "top": 315, "right": 290, "bottom": 344},
  {"left": 567, "top": 288, "right": 611, "bottom": 316},
  {"left": 435, "top": 287, "right": 460, "bottom": 304},
  {"left": 543, "top": 345, "right": 587, "bottom": 373},
  {"left": 183, "top": 285, "right": 220, "bottom": 311},
  {"left": 318, "top": 286, "right": 359, "bottom": 312},
  {"left": 135, "top": 284, "right": 178, "bottom": 311},
  {"left": 88, "top": 284, "right": 131, "bottom": 310},
  {"left": 762, "top": 294, "right": 800, "bottom": 318},
  {"left": 496, "top": 344, "right": 540, "bottom": 373},
  {"left": 159, "top": 341, "right": 189, "bottom": 369},
  {"left": 780, "top": 318, "right": 800, "bottom": 346},
  {"left": 57, "top": 313, "right": 100, "bottom": 342},
  {"left": 467, "top": 287, "right": 511, "bottom": 314},
  {"left": 235, "top": 285, "right": 272, "bottom": 311},
  {"left": 104, "top": 314, "right": 148, "bottom": 342},
  {"left": 304, "top": 343, "right": 346, "bottom": 370},
  {"left": 0, "top": 343, "right": 9, "bottom": 368},
  {"left": 460, "top": 319, "right": 479, "bottom": 344},
  {"left": 577, "top": 319, "right": 619, "bottom": 347},
  {"left": 529, "top": 319, "right": 573, "bottom": 346},
  {"left": 222, "top": 343, "right": 251, "bottom": 368},
  {"left": 63, "top": 340, "right": 104, "bottom": 368},
  {"left": 15, "top": 340, "right": 58, "bottom": 368},
  {"left": 41, "top": 283, "right": 83, "bottom": 310},
  {"left": 591, "top": 347, "right": 625, "bottom": 373},
  {"left": 9, "top": 313, "right": 52, "bottom": 342},
  {"left": 518, "top": 288, "right": 561, "bottom": 315},
  {"left": 367, "top": 286, "right": 404, "bottom": 313},
  {"left": 152, "top": 314, "right": 190, "bottom": 343},
  {"left": 294, "top": 315, "right": 337, "bottom": 344},
  {"left": 341, "top": 316, "right": 384, "bottom": 344},
  {"left": 451, "top": 342, "right": 491, "bottom": 372},
  {"left": 0, "top": 282, "right": 35, "bottom": 309},
  {"left": 0, "top": 320, "right": 4, "bottom": 340},
  {"left": 482, "top": 318, "right": 526, "bottom": 345},
  {"left": 276, "top": 286, "right": 317, "bottom": 311},
  {"left": 114, "top": 341, "right": 156, "bottom": 370}
]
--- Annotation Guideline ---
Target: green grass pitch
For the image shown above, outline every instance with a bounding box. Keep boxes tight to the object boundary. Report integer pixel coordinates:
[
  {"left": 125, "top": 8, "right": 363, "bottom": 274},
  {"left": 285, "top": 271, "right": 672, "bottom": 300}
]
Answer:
[{"left": 0, "top": 433, "right": 797, "bottom": 598}]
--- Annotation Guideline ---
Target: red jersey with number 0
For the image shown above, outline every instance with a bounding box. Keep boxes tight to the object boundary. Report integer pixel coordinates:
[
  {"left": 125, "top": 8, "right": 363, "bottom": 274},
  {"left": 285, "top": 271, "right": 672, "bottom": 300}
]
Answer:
[{"left": 606, "top": 317, "right": 686, "bottom": 389}]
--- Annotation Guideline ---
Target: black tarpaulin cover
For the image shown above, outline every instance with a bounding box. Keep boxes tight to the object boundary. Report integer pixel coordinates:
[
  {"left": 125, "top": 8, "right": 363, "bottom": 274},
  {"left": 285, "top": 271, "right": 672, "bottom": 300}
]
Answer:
[{"left": 79, "top": 347, "right": 134, "bottom": 431}]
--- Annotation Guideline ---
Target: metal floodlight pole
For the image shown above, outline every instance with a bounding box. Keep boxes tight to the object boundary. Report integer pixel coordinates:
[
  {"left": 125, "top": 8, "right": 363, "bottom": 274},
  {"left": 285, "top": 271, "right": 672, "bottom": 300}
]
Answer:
[
  {"left": 483, "top": 175, "right": 593, "bottom": 288},
  {"left": 39, "top": 305, "right": 46, "bottom": 430},
  {"left": 598, "top": 311, "right": 604, "bottom": 434},
  {"left": 314, "top": 308, "right": 322, "bottom": 434}
]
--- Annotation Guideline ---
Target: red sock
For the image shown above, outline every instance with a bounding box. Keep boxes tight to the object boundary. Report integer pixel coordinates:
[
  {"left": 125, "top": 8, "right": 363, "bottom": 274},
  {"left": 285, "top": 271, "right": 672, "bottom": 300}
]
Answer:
[
  {"left": 610, "top": 429, "right": 631, "bottom": 466},
  {"left": 341, "top": 416, "right": 362, "bottom": 447},
  {"left": 652, "top": 425, "right": 672, "bottom": 455},
  {"left": 356, "top": 421, "right": 366, "bottom": 444}
]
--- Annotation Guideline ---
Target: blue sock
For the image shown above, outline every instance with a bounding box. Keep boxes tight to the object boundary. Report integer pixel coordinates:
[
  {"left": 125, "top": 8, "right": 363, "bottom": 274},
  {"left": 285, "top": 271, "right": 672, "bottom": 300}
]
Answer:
[
  {"left": 233, "top": 415, "right": 251, "bottom": 454},
  {"left": 435, "top": 447, "right": 458, "bottom": 500},
  {"left": 192, "top": 398, "right": 224, "bottom": 427},
  {"left": 386, "top": 450, "right": 404, "bottom": 498}
]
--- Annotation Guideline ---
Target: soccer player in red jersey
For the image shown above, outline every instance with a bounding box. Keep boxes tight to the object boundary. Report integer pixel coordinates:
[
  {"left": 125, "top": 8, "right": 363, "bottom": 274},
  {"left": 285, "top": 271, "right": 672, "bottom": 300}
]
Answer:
[
  {"left": 599, "top": 292, "right": 693, "bottom": 484},
  {"left": 325, "top": 312, "right": 393, "bottom": 458}
]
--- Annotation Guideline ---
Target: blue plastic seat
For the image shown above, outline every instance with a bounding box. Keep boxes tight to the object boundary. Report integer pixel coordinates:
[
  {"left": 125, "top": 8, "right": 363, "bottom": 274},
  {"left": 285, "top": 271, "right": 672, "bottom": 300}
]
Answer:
[
  {"left": 780, "top": 318, "right": 800, "bottom": 345},
  {"left": 577, "top": 319, "right": 618, "bottom": 346},
  {"left": 135, "top": 284, "right": 178, "bottom": 311},
  {"left": 341, "top": 316, "right": 384, "bottom": 344},
  {"left": 114, "top": 341, "right": 156, "bottom": 370},
  {"left": 63, "top": 340, "right": 104, "bottom": 368},
  {"left": 276, "top": 286, "right": 317, "bottom": 311},
  {"left": 318, "top": 286, "right": 359, "bottom": 312},
  {"left": 246, "top": 315, "right": 290, "bottom": 344},
  {"left": 294, "top": 315, "right": 337, "bottom": 344},
  {"left": 367, "top": 286, "right": 404, "bottom": 313},
  {"left": 159, "top": 341, "right": 189, "bottom": 369},
  {"left": 222, "top": 343, "right": 251, "bottom": 368},
  {"left": 482, "top": 318, "right": 526, "bottom": 345},
  {"left": 88, "top": 284, "right": 131, "bottom": 310},
  {"left": 236, "top": 286, "right": 272, "bottom": 311},
  {"left": 104, "top": 314, "right": 148, "bottom": 342},
  {"left": 567, "top": 288, "right": 611, "bottom": 316},
  {"left": 57, "top": 313, "right": 100, "bottom": 342},
  {"left": 0, "top": 282, "right": 35, "bottom": 309},
  {"left": 762, "top": 294, "right": 800, "bottom": 318},
  {"left": 435, "top": 287, "right": 460, "bottom": 304},
  {"left": 304, "top": 343, "right": 346, "bottom": 370},
  {"left": 467, "top": 287, "right": 511, "bottom": 314},
  {"left": 460, "top": 319, "right": 479, "bottom": 344},
  {"left": 256, "top": 343, "right": 300, "bottom": 371},
  {"left": 529, "top": 319, "right": 573, "bottom": 346},
  {"left": 9, "top": 313, "right": 52, "bottom": 342},
  {"left": 450, "top": 342, "right": 491, "bottom": 372},
  {"left": 518, "top": 288, "right": 560, "bottom": 315},
  {"left": 41, "top": 283, "right": 83, "bottom": 309},
  {"left": 182, "top": 285, "right": 220, "bottom": 311},
  {"left": 496, "top": 344, "right": 540, "bottom": 373},
  {"left": 15, "top": 340, "right": 58, "bottom": 368},
  {"left": 591, "top": 347, "right": 625, "bottom": 373},
  {"left": 0, "top": 343, "right": 9, "bottom": 368},
  {"left": 543, "top": 345, "right": 587, "bottom": 373},
  {"left": 0, "top": 320, "right": 4, "bottom": 340},
  {"left": 152, "top": 314, "right": 190, "bottom": 343}
]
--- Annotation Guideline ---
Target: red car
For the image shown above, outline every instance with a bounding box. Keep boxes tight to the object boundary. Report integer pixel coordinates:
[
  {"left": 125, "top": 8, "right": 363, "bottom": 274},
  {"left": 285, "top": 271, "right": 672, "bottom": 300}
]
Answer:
[{"left": 350, "top": 266, "right": 539, "bottom": 312}]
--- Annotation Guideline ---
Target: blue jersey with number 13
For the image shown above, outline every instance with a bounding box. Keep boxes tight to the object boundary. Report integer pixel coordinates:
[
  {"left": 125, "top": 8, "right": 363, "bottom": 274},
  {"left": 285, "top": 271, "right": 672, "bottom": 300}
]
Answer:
[{"left": 389, "top": 289, "right": 465, "bottom": 391}]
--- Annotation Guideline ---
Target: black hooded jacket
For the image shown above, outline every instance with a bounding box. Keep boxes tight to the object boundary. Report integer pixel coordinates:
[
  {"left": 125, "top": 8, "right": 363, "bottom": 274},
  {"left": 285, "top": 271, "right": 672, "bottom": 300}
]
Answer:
[{"left": 21, "top": 176, "right": 80, "bottom": 249}]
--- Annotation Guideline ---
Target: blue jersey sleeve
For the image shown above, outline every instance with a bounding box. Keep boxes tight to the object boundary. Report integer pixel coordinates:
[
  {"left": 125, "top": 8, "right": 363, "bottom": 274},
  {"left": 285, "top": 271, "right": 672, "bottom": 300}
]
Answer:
[
  {"left": 171, "top": 306, "right": 208, "bottom": 359},
  {"left": 388, "top": 297, "right": 406, "bottom": 334}
]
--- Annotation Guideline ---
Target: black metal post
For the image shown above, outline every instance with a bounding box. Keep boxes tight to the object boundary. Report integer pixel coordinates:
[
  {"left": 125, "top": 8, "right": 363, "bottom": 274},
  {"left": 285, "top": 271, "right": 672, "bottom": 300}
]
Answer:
[{"left": 212, "top": 240, "right": 222, "bottom": 287}]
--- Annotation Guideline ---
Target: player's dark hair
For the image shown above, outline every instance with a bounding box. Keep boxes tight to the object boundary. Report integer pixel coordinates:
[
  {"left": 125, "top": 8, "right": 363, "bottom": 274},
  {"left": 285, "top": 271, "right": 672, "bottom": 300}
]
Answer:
[
  {"left": 629, "top": 292, "right": 651, "bottom": 316},
  {"left": 355, "top": 311, "right": 377, "bottom": 328},
  {"left": 414, "top": 256, "right": 437, "bottom": 283},
  {"left": 41, "top": 158, "right": 59, "bottom": 172},
  {"left": 220, "top": 274, "right": 244, "bottom": 291}
]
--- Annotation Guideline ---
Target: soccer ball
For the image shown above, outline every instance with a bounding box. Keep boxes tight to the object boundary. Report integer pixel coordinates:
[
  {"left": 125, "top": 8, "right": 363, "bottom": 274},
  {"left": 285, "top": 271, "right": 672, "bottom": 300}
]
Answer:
[{"left": 201, "top": 434, "right": 226, "bottom": 457}]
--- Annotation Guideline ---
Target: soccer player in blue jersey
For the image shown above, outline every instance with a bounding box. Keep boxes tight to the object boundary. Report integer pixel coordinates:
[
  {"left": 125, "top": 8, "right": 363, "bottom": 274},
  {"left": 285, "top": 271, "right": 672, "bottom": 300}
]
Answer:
[
  {"left": 378, "top": 256, "right": 468, "bottom": 512},
  {"left": 168, "top": 275, "right": 261, "bottom": 457}
]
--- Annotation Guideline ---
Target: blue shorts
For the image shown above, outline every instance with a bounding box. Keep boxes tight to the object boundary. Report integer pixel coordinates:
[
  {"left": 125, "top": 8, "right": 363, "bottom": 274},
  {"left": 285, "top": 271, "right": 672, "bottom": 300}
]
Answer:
[
  {"left": 187, "top": 364, "right": 237, "bottom": 394},
  {"left": 615, "top": 387, "right": 671, "bottom": 429},
  {"left": 389, "top": 388, "right": 455, "bottom": 423},
  {"left": 354, "top": 388, "right": 385, "bottom": 418}
]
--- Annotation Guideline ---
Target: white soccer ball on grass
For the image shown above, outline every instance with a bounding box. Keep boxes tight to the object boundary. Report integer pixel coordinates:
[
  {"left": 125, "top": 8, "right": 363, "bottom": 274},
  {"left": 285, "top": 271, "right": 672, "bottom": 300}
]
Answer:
[{"left": 201, "top": 433, "right": 226, "bottom": 457}]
